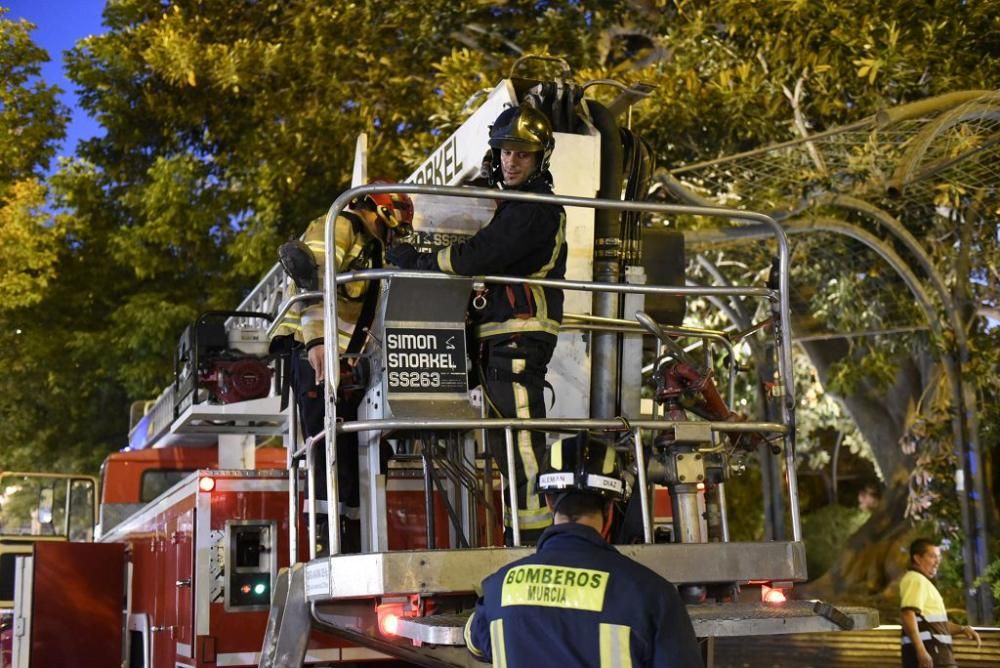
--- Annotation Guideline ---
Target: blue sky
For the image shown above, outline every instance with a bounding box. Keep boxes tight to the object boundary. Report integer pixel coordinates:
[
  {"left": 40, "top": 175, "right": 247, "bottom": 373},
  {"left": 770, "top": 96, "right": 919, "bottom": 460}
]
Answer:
[{"left": 7, "top": 0, "right": 106, "bottom": 161}]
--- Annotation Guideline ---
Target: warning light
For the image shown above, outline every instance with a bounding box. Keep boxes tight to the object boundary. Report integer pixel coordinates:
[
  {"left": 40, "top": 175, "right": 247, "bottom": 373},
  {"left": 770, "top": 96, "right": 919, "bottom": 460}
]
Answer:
[
  {"left": 376, "top": 601, "right": 407, "bottom": 636},
  {"left": 382, "top": 613, "right": 399, "bottom": 636},
  {"left": 762, "top": 584, "right": 787, "bottom": 604},
  {"left": 240, "top": 584, "right": 252, "bottom": 595},
  {"left": 696, "top": 482, "right": 706, "bottom": 491},
  {"left": 198, "top": 476, "right": 216, "bottom": 492},
  {"left": 254, "top": 583, "right": 267, "bottom": 596}
]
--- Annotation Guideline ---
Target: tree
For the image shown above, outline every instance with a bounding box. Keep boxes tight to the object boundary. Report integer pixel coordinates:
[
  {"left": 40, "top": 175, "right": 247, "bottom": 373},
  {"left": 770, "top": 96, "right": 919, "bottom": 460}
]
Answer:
[
  {"left": 0, "top": 9, "right": 81, "bottom": 472},
  {"left": 7, "top": 0, "right": 999, "bottom": 619},
  {"left": 589, "top": 1, "right": 1000, "bottom": 620}
]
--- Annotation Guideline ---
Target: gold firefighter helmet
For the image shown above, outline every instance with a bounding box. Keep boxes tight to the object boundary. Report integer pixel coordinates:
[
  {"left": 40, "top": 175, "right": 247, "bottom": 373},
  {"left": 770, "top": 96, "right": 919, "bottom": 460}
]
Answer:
[{"left": 487, "top": 106, "right": 554, "bottom": 186}]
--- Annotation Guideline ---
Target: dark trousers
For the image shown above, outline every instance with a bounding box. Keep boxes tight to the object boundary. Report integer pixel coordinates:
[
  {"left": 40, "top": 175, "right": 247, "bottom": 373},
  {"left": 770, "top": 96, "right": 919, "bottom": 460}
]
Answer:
[
  {"left": 901, "top": 641, "right": 956, "bottom": 668},
  {"left": 480, "top": 336, "right": 555, "bottom": 534},
  {"left": 292, "top": 352, "right": 360, "bottom": 508}
]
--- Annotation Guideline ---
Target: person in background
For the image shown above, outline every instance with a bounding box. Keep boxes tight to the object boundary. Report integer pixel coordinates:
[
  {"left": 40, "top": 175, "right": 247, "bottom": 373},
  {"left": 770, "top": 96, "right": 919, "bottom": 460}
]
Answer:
[
  {"left": 464, "top": 433, "right": 704, "bottom": 667},
  {"left": 900, "top": 538, "right": 980, "bottom": 668},
  {"left": 857, "top": 481, "right": 882, "bottom": 513},
  {"left": 387, "top": 105, "right": 567, "bottom": 543}
]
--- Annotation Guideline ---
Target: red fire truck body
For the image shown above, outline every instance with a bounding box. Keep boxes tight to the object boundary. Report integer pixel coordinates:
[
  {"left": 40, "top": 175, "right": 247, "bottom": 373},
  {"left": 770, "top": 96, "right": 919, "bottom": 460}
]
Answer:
[
  {"left": 98, "top": 465, "right": 378, "bottom": 667},
  {"left": 3, "top": 439, "right": 505, "bottom": 668}
]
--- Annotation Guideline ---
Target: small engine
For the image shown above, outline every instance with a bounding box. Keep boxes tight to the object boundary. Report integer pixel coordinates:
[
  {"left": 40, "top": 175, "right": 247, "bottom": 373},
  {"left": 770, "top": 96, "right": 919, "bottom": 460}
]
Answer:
[
  {"left": 175, "top": 311, "right": 273, "bottom": 415},
  {"left": 201, "top": 358, "right": 273, "bottom": 404}
]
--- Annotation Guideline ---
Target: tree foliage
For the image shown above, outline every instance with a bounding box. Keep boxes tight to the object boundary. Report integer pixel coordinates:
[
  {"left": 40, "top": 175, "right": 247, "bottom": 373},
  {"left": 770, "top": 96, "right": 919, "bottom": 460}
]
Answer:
[
  {"left": 0, "top": 9, "right": 77, "bottom": 471},
  {"left": 2, "top": 4, "right": 998, "bottom": 617}
]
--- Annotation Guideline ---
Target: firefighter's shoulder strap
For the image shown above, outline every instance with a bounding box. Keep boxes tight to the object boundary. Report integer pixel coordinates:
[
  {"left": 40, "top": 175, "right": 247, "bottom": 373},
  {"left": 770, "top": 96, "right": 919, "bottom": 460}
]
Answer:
[
  {"left": 344, "top": 236, "right": 383, "bottom": 356},
  {"left": 341, "top": 208, "right": 366, "bottom": 236}
]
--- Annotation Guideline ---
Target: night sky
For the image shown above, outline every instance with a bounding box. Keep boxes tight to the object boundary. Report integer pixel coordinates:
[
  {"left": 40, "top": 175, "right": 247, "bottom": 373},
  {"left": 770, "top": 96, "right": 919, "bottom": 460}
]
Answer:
[{"left": 7, "top": 0, "right": 106, "bottom": 162}]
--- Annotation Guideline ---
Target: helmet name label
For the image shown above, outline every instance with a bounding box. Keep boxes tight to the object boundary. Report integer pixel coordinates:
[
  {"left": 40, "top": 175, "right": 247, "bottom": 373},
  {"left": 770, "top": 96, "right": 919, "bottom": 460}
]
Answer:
[{"left": 500, "top": 565, "right": 609, "bottom": 612}]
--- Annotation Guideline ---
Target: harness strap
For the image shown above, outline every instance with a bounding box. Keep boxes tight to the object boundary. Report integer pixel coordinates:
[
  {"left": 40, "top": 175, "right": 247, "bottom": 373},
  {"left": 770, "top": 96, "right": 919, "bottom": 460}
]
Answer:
[
  {"left": 482, "top": 365, "right": 555, "bottom": 410},
  {"left": 344, "top": 240, "right": 382, "bottom": 356}
]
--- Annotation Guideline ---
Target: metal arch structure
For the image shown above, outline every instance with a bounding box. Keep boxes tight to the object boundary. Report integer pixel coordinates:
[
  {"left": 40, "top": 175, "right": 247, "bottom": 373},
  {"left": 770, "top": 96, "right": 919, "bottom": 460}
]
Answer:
[
  {"left": 667, "top": 89, "right": 1000, "bottom": 622},
  {"left": 818, "top": 195, "right": 992, "bottom": 623},
  {"left": 683, "top": 210, "right": 992, "bottom": 622}
]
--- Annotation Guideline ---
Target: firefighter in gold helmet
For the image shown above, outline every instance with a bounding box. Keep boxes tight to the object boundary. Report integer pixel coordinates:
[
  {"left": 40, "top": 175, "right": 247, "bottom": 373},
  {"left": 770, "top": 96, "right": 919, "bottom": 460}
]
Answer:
[
  {"left": 464, "top": 434, "right": 703, "bottom": 668},
  {"left": 387, "top": 105, "right": 567, "bottom": 543},
  {"left": 271, "top": 182, "right": 414, "bottom": 553}
]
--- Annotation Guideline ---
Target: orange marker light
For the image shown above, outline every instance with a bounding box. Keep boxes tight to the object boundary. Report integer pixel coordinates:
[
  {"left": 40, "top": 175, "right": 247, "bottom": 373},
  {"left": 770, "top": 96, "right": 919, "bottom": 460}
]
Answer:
[{"left": 199, "top": 476, "right": 216, "bottom": 492}]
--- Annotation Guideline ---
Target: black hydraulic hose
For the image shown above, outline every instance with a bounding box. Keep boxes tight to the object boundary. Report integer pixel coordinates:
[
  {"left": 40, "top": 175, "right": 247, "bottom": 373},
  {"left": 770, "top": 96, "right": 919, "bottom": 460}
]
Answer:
[
  {"left": 584, "top": 99, "right": 625, "bottom": 247},
  {"left": 583, "top": 98, "right": 626, "bottom": 419}
]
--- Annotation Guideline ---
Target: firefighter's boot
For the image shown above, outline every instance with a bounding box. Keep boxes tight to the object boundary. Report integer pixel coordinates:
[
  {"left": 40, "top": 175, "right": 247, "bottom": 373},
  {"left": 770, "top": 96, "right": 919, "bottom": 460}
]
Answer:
[
  {"left": 315, "top": 518, "right": 330, "bottom": 558},
  {"left": 340, "top": 517, "right": 362, "bottom": 554}
]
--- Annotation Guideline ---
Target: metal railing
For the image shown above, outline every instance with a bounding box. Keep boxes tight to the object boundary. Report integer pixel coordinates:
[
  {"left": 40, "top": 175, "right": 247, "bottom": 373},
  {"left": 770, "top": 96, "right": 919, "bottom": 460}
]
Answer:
[{"left": 288, "top": 183, "right": 798, "bottom": 557}]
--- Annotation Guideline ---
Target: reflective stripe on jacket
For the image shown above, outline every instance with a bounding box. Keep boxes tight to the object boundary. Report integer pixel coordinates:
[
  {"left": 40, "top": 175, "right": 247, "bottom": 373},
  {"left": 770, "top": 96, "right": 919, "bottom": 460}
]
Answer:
[
  {"left": 465, "top": 523, "right": 703, "bottom": 668},
  {"left": 435, "top": 177, "right": 566, "bottom": 344},
  {"left": 270, "top": 212, "right": 377, "bottom": 352},
  {"left": 900, "top": 569, "right": 955, "bottom": 664}
]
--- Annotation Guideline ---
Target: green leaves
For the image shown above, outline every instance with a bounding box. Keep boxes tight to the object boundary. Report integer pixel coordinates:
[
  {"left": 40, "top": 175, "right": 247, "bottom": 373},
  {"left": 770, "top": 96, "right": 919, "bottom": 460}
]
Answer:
[{"left": 0, "top": 179, "right": 63, "bottom": 309}]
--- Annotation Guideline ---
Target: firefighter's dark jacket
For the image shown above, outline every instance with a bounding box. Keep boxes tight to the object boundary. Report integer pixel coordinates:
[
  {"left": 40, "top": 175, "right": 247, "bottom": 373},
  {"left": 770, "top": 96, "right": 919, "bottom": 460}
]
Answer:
[
  {"left": 464, "top": 523, "right": 703, "bottom": 668},
  {"left": 424, "top": 177, "right": 567, "bottom": 344}
]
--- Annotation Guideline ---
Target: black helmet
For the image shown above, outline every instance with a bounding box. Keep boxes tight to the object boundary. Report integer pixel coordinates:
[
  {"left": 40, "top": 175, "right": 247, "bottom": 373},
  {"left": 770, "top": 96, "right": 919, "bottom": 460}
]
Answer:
[
  {"left": 487, "top": 105, "right": 555, "bottom": 187},
  {"left": 538, "top": 433, "right": 624, "bottom": 502}
]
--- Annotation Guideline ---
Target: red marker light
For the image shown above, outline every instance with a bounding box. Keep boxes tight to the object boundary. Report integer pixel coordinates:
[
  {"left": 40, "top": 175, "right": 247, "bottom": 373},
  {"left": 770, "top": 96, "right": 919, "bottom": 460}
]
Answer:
[
  {"left": 376, "top": 601, "right": 406, "bottom": 636},
  {"left": 199, "top": 477, "right": 216, "bottom": 492},
  {"left": 240, "top": 584, "right": 252, "bottom": 595},
  {"left": 382, "top": 613, "right": 399, "bottom": 636},
  {"left": 762, "top": 584, "right": 787, "bottom": 604}
]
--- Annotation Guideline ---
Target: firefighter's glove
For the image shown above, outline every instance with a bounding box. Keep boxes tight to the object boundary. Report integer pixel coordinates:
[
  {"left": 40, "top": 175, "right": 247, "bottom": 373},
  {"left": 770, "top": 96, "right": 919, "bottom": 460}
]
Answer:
[
  {"left": 387, "top": 243, "right": 420, "bottom": 269},
  {"left": 389, "top": 244, "right": 440, "bottom": 271},
  {"left": 269, "top": 334, "right": 297, "bottom": 356}
]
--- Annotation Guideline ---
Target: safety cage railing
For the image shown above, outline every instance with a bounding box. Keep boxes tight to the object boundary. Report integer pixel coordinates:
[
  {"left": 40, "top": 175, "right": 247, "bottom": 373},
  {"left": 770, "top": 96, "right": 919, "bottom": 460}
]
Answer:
[{"left": 265, "top": 182, "right": 798, "bottom": 565}]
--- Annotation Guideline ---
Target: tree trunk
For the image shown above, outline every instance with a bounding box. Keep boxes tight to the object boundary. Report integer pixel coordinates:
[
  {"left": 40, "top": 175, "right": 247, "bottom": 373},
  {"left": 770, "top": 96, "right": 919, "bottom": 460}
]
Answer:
[
  {"left": 798, "top": 476, "right": 916, "bottom": 622},
  {"left": 791, "top": 324, "right": 936, "bottom": 618}
]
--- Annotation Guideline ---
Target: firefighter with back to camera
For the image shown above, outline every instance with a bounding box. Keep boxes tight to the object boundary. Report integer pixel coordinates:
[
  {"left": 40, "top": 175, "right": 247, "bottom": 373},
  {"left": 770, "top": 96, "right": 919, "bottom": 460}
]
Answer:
[
  {"left": 463, "top": 433, "right": 704, "bottom": 667},
  {"left": 387, "top": 105, "right": 567, "bottom": 543},
  {"left": 271, "top": 182, "right": 414, "bottom": 555}
]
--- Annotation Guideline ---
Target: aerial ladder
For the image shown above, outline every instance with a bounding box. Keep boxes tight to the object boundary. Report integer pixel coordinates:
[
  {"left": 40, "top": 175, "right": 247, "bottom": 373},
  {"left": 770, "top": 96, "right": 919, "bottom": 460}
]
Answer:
[{"left": 251, "top": 58, "right": 877, "bottom": 667}]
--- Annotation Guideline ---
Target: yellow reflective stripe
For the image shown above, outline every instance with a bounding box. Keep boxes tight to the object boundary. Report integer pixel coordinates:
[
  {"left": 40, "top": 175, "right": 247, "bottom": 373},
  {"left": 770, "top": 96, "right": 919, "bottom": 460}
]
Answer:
[
  {"left": 464, "top": 612, "right": 483, "bottom": 657},
  {"left": 305, "top": 239, "right": 326, "bottom": 253},
  {"left": 490, "top": 619, "right": 507, "bottom": 668},
  {"left": 532, "top": 283, "right": 548, "bottom": 323},
  {"left": 512, "top": 358, "right": 540, "bottom": 512},
  {"left": 524, "top": 211, "right": 562, "bottom": 326},
  {"left": 603, "top": 445, "right": 616, "bottom": 474},
  {"left": 476, "top": 317, "right": 561, "bottom": 338},
  {"left": 501, "top": 565, "right": 609, "bottom": 611},
  {"left": 437, "top": 247, "right": 454, "bottom": 273},
  {"left": 599, "top": 623, "right": 632, "bottom": 668},
  {"left": 336, "top": 330, "right": 353, "bottom": 354},
  {"left": 514, "top": 508, "right": 552, "bottom": 529},
  {"left": 530, "top": 212, "right": 566, "bottom": 278},
  {"left": 551, "top": 440, "right": 563, "bottom": 470}
]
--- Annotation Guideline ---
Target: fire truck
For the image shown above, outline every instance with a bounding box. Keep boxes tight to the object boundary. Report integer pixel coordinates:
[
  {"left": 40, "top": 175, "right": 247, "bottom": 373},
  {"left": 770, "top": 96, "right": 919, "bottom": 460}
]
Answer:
[{"left": 1, "top": 56, "right": 877, "bottom": 668}]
